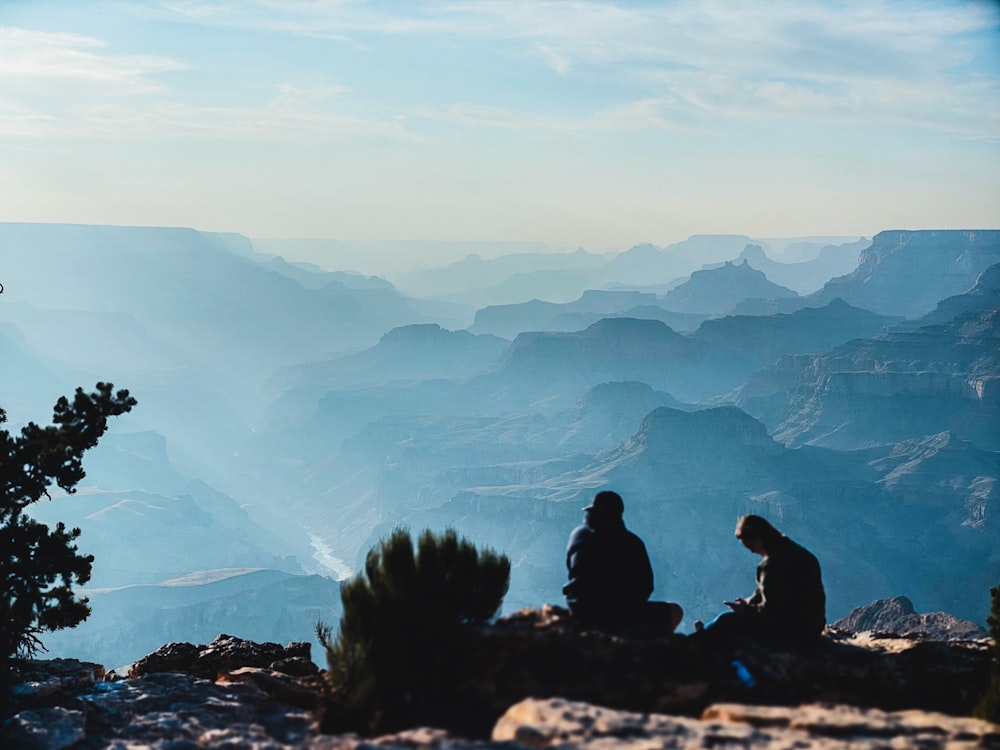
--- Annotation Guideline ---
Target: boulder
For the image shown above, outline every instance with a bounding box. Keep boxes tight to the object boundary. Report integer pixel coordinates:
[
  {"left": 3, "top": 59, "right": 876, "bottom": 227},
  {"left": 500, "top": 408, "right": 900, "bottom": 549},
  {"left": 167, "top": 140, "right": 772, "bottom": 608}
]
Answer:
[
  {"left": 833, "top": 596, "right": 988, "bottom": 640},
  {"left": 1, "top": 649, "right": 322, "bottom": 749},
  {"left": 127, "top": 632, "right": 317, "bottom": 679}
]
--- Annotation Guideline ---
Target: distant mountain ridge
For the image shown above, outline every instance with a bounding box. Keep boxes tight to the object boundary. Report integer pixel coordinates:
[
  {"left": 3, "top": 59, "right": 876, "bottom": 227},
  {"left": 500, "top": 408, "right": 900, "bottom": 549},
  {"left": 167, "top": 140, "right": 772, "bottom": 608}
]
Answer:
[
  {"left": 469, "top": 290, "right": 712, "bottom": 339},
  {"left": 478, "top": 317, "right": 755, "bottom": 405},
  {"left": 390, "top": 248, "right": 607, "bottom": 302},
  {"left": 659, "top": 259, "right": 798, "bottom": 314},
  {"left": 733, "top": 239, "right": 869, "bottom": 294},
  {"left": 470, "top": 290, "right": 658, "bottom": 338},
  {"left": 809, "top": 229, "right": 1000, "bottom": 318},
  {"left": 467, "top": 249, "right": 864, "bottom": 341},
  {"left": 604, "top": 235, "right": 757, "bottom": 285},
  {"left": 0, "top": 223, "right": 469, "bottom": 380},
  {"left": 271, "top": 324, "right": 509, "bottom": 392},
  {"left": 692, "top": 298, "right": 895, "bottom": 368},
  {"left": 389, "top": 234, "right": 868, "bottom": 310}
]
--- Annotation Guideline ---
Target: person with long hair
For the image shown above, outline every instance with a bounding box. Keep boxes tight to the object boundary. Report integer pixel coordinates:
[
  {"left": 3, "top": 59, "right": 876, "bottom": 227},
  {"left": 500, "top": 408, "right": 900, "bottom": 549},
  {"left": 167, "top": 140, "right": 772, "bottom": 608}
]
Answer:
[{"left": 694, "top": 514, "right": 826, "bottom": 645}]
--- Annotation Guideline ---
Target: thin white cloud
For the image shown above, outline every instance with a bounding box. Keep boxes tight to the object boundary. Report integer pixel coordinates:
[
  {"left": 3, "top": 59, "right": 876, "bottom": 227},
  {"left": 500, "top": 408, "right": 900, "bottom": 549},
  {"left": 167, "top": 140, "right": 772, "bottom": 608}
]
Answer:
[
  {"left": 271, "top": 83, "right": 353, "bottom": 111},
  {"left": 0, "top": 27, "right": 184, "bottom": 92},
  {"left": 2, "top": 2, "right": 997, "bottom": 143},
  {"left": 143, "top": 0, "right": 1000, "bottom": 138},
  {"left": 0, "top": 95, "right": 422, "bottom": 145},
  {"left": 536, "top": 44, "right": 572, "bottom": 75},
  {"left": 653, "top": 62, "right": 1000, "bottom": 141},
  {"left": 146, "top": 0, "right": 1000, "bottom": 66},
  {"left": 412, "top": 97, "right": 696, "bottom": 135}
]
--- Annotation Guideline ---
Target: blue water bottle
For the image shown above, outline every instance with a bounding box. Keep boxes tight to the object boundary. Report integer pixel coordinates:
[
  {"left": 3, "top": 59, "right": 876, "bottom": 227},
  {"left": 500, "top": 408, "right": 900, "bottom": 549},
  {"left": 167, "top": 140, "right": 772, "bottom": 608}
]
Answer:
[{"left": 731, "top": 659, "right": 757, "bottom": 688}]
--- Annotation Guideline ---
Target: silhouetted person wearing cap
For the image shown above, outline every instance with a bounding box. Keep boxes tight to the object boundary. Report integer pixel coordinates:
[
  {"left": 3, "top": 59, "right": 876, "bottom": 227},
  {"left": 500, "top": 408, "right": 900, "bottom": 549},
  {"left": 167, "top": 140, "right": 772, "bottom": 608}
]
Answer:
[
  {"left": 694, "top": 514, "right": 825, "bottom": 645},
  {"left": 563, "top": 490, "right": 683, "bottom": 634}
]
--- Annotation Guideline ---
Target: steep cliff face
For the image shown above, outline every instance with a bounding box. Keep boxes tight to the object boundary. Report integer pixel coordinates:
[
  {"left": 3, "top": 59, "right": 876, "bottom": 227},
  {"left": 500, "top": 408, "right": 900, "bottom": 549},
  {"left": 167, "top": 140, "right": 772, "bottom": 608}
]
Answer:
[
  {"left": 731, "top": 304, "right": 1000, "bottom": 451},
  {"left": 810, "top": 230, "right": 1000, "bottom": 318},
  {"left": 916, "top": 262, "right": 1000, "bottom": 326},
  {"left": 868, "top": 432, "right": 999, "bottom": 526}
]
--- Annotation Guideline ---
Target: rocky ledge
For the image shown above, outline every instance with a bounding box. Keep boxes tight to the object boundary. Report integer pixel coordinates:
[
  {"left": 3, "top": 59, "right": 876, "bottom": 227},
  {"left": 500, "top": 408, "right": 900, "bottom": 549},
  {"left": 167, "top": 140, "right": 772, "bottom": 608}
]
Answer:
[
  {"left": 1, "top": 611, "right": 996, "bottom": 749},
  {"left": 831, "top": 595, "right": 987, "bottom": 640}
]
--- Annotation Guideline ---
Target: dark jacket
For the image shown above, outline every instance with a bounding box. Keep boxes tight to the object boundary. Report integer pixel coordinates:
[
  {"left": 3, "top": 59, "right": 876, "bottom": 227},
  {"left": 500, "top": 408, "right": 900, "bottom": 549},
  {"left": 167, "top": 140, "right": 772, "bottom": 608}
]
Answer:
[
  {"left": 563, "top": 516, "right": 654, "bottom": 625},
  {"left": 751, "top": 534, "right": 826, "bottom": 638}
]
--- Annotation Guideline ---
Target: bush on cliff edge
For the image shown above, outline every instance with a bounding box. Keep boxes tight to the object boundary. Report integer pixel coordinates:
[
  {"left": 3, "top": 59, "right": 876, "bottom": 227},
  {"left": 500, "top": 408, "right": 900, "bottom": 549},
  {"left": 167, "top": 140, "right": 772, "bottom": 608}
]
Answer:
[{"left": 318, "top": 527, "right": 510, "bottom": 734}]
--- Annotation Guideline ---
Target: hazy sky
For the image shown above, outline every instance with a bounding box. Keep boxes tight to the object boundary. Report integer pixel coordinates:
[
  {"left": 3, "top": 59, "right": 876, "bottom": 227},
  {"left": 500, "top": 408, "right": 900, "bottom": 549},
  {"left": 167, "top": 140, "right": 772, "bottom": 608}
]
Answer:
[{"left": 1, "top": 0, "right": 998, "bottom": 259}]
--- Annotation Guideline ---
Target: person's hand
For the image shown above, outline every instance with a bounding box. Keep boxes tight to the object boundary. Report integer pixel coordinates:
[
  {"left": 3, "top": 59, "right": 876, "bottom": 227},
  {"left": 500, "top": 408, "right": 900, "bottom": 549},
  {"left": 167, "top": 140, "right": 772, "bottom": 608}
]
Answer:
[{"left": 724, "top": 597, "right": 748, "bottom": 612}]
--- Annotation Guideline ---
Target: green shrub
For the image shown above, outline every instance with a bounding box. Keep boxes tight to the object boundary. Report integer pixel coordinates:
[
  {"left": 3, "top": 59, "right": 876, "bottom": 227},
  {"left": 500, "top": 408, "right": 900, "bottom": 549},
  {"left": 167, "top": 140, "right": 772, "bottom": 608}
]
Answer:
[
  {"left": 974, "top": 581, "right": 1000, "bottom": 723},
  {"left": 0, "top": 384, "right": 136, "bottom": 660},
  {"left": 318, "top": 527, "right": 510, "bottom": 733}
]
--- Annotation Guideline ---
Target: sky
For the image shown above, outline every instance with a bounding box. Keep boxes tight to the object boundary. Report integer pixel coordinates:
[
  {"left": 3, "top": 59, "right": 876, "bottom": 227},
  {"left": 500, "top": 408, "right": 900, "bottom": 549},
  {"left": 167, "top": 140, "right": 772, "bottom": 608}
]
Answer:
[{"left": 1, "top": 0, "right": 998, "bottom": 265}]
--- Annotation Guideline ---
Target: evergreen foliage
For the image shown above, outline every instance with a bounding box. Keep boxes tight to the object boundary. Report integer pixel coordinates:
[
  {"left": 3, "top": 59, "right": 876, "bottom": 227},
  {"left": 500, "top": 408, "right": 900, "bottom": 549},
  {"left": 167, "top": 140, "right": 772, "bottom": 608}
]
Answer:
[
  {"left": 974, "top": 581, "right": 1000, "bottom": 723},
  {"left": 1, "top": 383, "right": 136, "bottom": 659},
  {"left": 318, "top": 527, "right": 510, "bottom": 733}
]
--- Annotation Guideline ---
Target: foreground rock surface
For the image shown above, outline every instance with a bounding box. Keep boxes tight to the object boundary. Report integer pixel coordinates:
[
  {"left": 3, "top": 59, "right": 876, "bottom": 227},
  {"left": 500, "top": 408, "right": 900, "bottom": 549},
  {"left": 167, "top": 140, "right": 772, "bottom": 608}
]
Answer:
[
  {"left": 491, "top": 697, "right": 1000, "bottom": 749},
  {"left": 2, "top": 610, "right": 996, "bottom": 748},
  {"left": 444, "top": 605, "right": 992, "bottom": 724},
  {"left": 2, "top": 636, "right": 326, "bottom": 749}
]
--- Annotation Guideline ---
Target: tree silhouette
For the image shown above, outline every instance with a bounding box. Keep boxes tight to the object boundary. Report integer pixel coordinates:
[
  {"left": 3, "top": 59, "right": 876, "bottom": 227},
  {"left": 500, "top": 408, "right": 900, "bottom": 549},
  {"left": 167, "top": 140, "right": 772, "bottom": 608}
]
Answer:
[{"left": 1, "top": 383, "right": 136, "bottom": 659}]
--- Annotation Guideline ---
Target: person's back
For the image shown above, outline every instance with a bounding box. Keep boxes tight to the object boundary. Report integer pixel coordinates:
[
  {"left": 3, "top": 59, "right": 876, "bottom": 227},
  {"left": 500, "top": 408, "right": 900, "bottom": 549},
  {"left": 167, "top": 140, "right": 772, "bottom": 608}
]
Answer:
[
  {"left": 563, "top": 490, "right": 682, "bottom": 633},
  {"left": 755, "top": 533, "right": 826, "bottom": 639},
  {"left": 564, "top": 519, "right": 653, "bottom": 626}
]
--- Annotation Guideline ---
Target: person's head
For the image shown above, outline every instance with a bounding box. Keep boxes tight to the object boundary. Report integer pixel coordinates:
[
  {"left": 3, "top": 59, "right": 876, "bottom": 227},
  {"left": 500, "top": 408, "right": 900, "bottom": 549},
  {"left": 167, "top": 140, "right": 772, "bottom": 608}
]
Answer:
[
  {"left": 734, "top": 514, "right": 781, "bottom": 556},
  {"left": 583, "top": 490, "right": 625, "bottom": 528}
]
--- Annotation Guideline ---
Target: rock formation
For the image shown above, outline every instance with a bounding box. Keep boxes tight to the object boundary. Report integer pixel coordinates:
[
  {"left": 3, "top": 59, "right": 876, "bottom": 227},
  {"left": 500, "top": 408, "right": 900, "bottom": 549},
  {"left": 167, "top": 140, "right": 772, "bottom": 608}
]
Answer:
[
  {"left": 806, "top": 229, "right": 1000, "bottom": 318},
  {"left": 731, "top": 303, "right": 1000, "bottom": 450},
  {"left": 692, "top": 298, "right": 895, "bottom": 368},
  {"left": 479, "top": 317, "right": 755, "bottom": 405},
  {"left": 126, "top": 633, "right": 319, "bottom": 680},
  {"left": 833, "top": 596, "right": 988, "bottom": 640},
  {"left": 734, "top": 238, "right": 868, "bottom": 294},
  {"left": 660, "top": 259, "right": 799, "bottom": 315},
  {"left": 913, "top": 262, "right": 1000, "bottom": 327},
  {"left": 271, "top": 323, "right": 510, "bottom": 392}
]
